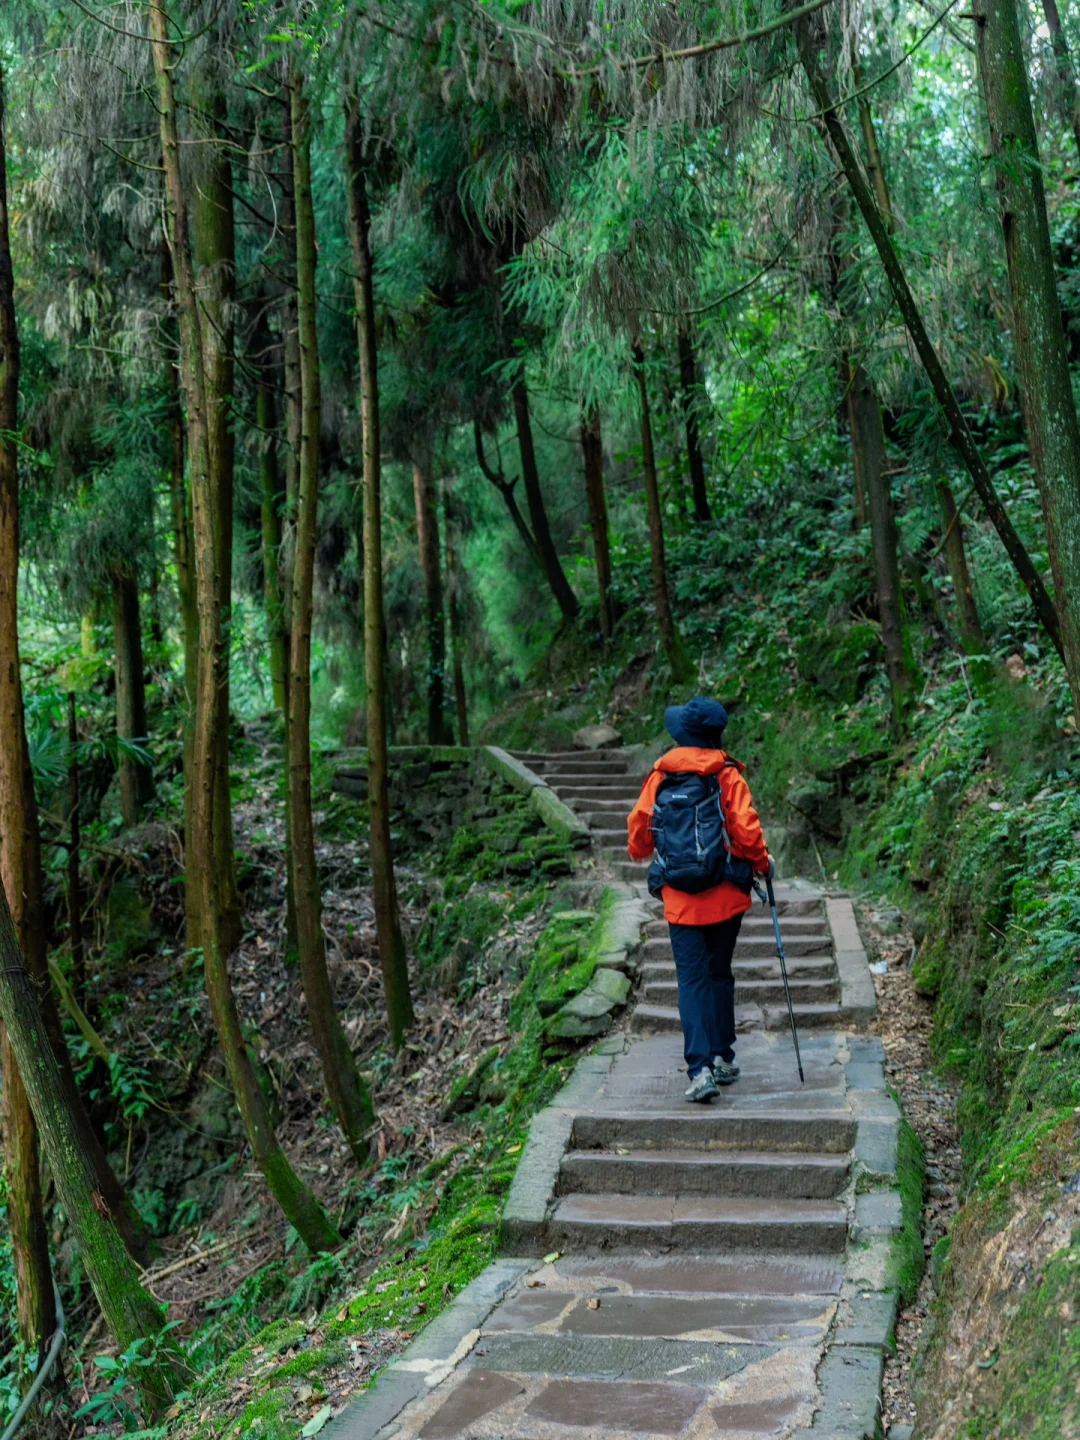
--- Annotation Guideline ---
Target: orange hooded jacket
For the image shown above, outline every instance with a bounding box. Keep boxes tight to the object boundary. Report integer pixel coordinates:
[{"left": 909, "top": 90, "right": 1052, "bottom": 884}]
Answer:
[{"left": 627, "top": 747, "right": 769, "bottom": 925}]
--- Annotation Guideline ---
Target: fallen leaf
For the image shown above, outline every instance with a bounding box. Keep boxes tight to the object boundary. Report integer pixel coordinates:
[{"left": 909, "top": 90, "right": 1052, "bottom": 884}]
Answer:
[
  {"left": 587, "top": 1298, "right": 600, "bottom": 1311},
  {"left": 542, "top": 1251, "right": 560, "bottom": 1264},
  {"left": 301, "top": 1405, "right": 332, "bottom": 1437},
  {"left": 525, "top": 1278, "right": 544, "bottom": 1289}
]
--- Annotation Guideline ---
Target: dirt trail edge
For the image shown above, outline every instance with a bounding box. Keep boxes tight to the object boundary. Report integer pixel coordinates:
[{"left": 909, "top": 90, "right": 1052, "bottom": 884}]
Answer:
[{"left": 326, "top": 747, "right": 905, "bottom": 1440}]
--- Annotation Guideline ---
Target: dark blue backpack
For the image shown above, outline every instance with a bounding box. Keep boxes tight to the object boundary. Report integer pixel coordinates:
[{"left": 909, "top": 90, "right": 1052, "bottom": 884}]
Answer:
[{"left": 646, "top": 764, "right": 754, "bottom": 900}]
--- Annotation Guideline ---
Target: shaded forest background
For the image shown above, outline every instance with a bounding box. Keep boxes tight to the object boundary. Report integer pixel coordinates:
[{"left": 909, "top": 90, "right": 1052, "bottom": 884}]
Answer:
[{"left": 1, "top": 0, "right": 1080, "bottom": 1436}]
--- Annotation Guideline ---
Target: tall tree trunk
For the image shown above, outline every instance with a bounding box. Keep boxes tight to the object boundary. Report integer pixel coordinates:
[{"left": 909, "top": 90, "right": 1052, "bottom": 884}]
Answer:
[
  {"left": 444, "top": 496, "right": 470, "bottom": 746},
  {"left": 847, "top": 365, "right": 916, "bottom": 727},
  {"left": 797, "top": 21, "right": 1064, "bottom": 661},
  {"left": 676, "top": 323, "right": 713, "bottom": 522},
  {"left": 580, "top": 404, "right": 614, "bottom": 638},
  {"left": 510, "top": 379, "right": 580, "bottom": 621},
  {"left": 192, "top": 86, "right": 241, "bottom": 955},
  {"left": 112, "top": 569, "right": 154, "bottom": 827},
  {"left": 0, "top": 880, "right": 181, "bottom": 1413},
  {"left": 937, "top": 481, "right": 987, "bottom": 656},
  {"left": 976, "top": 0, "right": 1080, "bottom": 712},
  {"left": 162, "top": 241, "right": 198, "bottom": 695},
  {"left": 632, "top": 342, "right": 694, "bottom": 681},
  {"left": 345, "top": 106, "right": 414, "bottom": 1050},
  {"left": 288, "top": 73, "right": 376, "bottom": 1161},
  {"left": 151, "top": 0, "right": 340, "bottom": 1251},
  {"left": 253, "top": 318, "right": 288, "bottom": 711},
  {"left": 413, "top": 457, "right": 452, "bottom": 743},
  {"left": 67, "top": 692, "right": 85, "bottom": 1000},
  {"left": 473, "top": 420, "right": 542, "bottom": 563},
  {"left": 1040, "top": 0, "right": 1080, "bottom": 168},
  {"left": 0, "top": 64, "right": 62, "bottom": 1370}
]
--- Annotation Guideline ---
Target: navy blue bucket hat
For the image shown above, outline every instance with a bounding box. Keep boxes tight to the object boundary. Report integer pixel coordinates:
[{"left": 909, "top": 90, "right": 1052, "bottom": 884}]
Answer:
[{"left": 665, "top": 696, "right": 729, "bottom": 748}]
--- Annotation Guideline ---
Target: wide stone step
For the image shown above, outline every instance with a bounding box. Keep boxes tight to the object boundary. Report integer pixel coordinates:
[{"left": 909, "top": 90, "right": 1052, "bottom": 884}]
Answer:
[
  {"left": 579, "top": 799, "right": 639, "bottom": 815},
  {"left": 632, "top": 1001, "right": 842, "bottom": 1033},
  {"left": 558, "top": 1148, "right": 849, "bottom": 1199},
  {"left": 546, "top": 1193, "right": 849, "bottom": 1253},
  {"left": 570, "top": 1109, "right": 856, "bottom": 1154},
  {"left": 642, "top": 934, "right": 832, "bottom": 960},
  {"left": 508, "top": 750, "right": 624, "bottom": 764},
  {"left": 645, "top": 916, "right": 827, "bottom": 939},
  {"left": 643, "top": 977, "right": 840, "bottom": 1006},
  {"left": 554, "top": 784, "right": 644, "bottom": 802},
  {"left": 643, "top": 956, "right": 838, "bottom": 982}
]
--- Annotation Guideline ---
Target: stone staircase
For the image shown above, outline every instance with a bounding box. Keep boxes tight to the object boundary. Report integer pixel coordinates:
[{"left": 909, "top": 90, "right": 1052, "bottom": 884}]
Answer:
[{"left": 336, "top": 746, "right": 893, "bottom": 1440}]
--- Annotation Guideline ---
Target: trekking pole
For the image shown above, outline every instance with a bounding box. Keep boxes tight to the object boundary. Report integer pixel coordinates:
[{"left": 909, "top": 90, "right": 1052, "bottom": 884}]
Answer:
[{"left": 756, "top": 873, "right": 805, "bottom": 1084}]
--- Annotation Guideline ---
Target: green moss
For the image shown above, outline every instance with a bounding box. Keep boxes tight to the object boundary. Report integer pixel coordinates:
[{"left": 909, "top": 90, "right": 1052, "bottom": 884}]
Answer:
[{"left": 887, "top": 1122, "right": 926, "bottom": 1306}]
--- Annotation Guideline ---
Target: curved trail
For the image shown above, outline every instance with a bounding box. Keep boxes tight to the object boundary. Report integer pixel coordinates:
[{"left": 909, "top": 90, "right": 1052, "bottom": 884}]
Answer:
[{"left": 330, "top": 747, "right": 901, "bottom": 1440}]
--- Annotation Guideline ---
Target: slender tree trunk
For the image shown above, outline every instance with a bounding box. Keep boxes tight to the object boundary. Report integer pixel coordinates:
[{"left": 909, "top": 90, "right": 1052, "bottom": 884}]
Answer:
[
  {"left": 67, "top": 692, "right": 84, "bottom": 1000},
  {"left": 253, "top": 320, "right": 288, "bottom": 711},
  {"left": 632, "top": 342, "right": 693, "bottom": 681},
  {"left": 112, "top": 569, "right": 154, "bottom": 827},
  {"left": 345, "top": 106, "right": 414, "bottom": 1050},
  {"left": 580, "top": 404, "right": 614, "bottom": 637},
  {"left": 1040, "top": 0, "right": 1080, "bottom": 168},
  {"left": 0, "top": 880, "right": 181, "bottom": 1413},
  {"left": 0, "top": 65, "right": 59, "bottom": 1370},
  {"left": 151, "top": 1, "right": 340, "bottom": 1250},
  {"left": 847, "top": 365, "right": 916, "bottom": 727},
  {"left": 510, "top": 379, "right": 580, "bottom": 621},
  {"left": 676, "top": 323, "right": 713, "bottom": 522},
  {"left": 975, "top": 0, "right": 1080, "bottom": 711},
  {"left": 937, "top": 481, "right": 987, "bottom": 655},
  {"left": 443, "top": 483, "right": 470, "bottom": 746},
  {"left": 193, "top": 86, "right": 241, "bottom": 955},
  {"left": 473, "top": 420, "right": 541, "bottom": 562},
  {"left": 413, "top": 457, "right": 452, "bottom": 743},
  {"left": 288, "top": 73, "right": 376, "bottom": 1161},
  {"left": 797, "top": 21, "right": 1064, "bottom": 660}
]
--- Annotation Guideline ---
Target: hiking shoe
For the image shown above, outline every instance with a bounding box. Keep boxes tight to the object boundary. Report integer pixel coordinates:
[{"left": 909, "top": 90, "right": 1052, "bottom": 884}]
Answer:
[
  {"left": 685, "top": 1069, "right": 720, "bottom": 1103},
  {"left": 711, "top": 1058, "right": 740, "bottom": 1085}
]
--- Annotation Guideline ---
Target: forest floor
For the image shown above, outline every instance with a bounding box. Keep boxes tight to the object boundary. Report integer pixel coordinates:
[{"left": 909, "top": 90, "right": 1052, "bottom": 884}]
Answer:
[
  {"left": 856, "top": 900, "right": 961, "bottom": 1437},
  {"left": 64, "top": 721, "right": 563, "bottom": 1434}
]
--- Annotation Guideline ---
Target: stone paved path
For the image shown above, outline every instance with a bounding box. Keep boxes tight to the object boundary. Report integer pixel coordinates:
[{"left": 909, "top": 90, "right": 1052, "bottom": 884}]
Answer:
[{"left": 334, "top": 749, "right": 898, "bottom": 1440}]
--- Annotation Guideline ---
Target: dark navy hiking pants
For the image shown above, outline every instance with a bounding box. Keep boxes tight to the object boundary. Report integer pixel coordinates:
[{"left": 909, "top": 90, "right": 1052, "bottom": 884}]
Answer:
[{"left": 668, "top": 915, "right": 743, "bottom": 1079}]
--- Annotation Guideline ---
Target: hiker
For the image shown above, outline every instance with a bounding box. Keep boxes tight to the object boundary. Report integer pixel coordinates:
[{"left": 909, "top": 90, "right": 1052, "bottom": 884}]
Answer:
[{"left": 627, "top": 697, "right": 773, "bottom": 1103}]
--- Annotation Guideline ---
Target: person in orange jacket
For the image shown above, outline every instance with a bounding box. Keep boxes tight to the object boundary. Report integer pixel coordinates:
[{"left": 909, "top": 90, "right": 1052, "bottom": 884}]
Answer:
[{"left": 627, "top": 697, "right": 772, "bottom": 1102}]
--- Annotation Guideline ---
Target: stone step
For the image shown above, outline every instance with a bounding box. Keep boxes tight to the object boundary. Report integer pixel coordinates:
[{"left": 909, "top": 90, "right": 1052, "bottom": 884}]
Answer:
[
  {"left": 632, "top": 1001, "right": 842, "bottom": 1033},
  {"left": 553, "top": 778, "right": 644, "bottom": 794},
  {"left": 642, "top": 977, "right": 840, "bottom": 1006},
  {"left": 546, "top": 1193, "right": 849, "bottom": 1253},
  {"left": 558, "top": 1148, "right": 849, "bottom": 1199},
  {"left": 542, "top": 770, "right": 632, "bottom": 785},
  {"left": 508, "top": 750, "right": 624, "bottom": 763},
  {"left": 578, "top": 798, "right": 640, "bottom": 815},
  {"left": 570, "top": 1109, "right": 857, "bottom": 1154},
  {"left": 642, "top": 934, "right": 832, "bottom": 960},
  {"left": 644, "top": 916, "right": 827, "bottom": 938},
  {"left": 642, "top": 956, "right": 838, "bottom": 982}
]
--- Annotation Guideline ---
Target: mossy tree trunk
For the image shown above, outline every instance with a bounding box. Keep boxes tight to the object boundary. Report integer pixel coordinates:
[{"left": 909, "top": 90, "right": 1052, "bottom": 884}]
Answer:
[
  {"left": 192, "top": 84, "right": 241, "bottom": 956},
  {"left": 797, "top": 19, "right": 1064, "bottom": 661},
  {"left": 345, "top": 105, "right": 414, "bottom": 1051},
  {"left": 0, "top": 878, "right": 181, "bottom": 1412},
  {"left": 511, "top": 378, "right": 580, "bottom": 622},
  {"left": 111, "top": 568, "right": 154, "bottom": 826},
  {"left": 413, "top": 456, "right": 452, "bottom": 744},
  {"left": 443, "top": 483, "right": 470, "bottom": 745},
  {"left": 937, "top": 481, "right": 987, "bottom": 657},
  {"left": 151, "top": 1, "right": 341, "bottom": 1250},
  {"left": 1039, "top": 0, "right": 1080, "bottom": 167},
  {"left": 252, "top": 309, "right": 288, "bottom": 711},
  {"left": 847, "top": 365, "right": 916, "bottom": 729},
  {"left": 676, "top": 323, "right": 712, "bottom": 522},
  {"left": 580, "top": 404, "right": 614, "bottom": 638},
  {"left": 288, "top": 73, "right": 376, "bottom": 1160},
  {"left": 67, "top": 692, "right": 85, "bottom": 999},
  {"left": 632, "top": 341, "right": 694, "bottom": 682},
  {"left": 976, "top": 0, "right": 1080, "bottom": 714}
]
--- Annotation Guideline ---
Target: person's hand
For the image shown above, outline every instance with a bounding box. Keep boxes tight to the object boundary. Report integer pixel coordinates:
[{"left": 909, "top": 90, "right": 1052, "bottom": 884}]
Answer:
[{"left": 756, "top": 854, "right": 776, "bottom": 880}]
